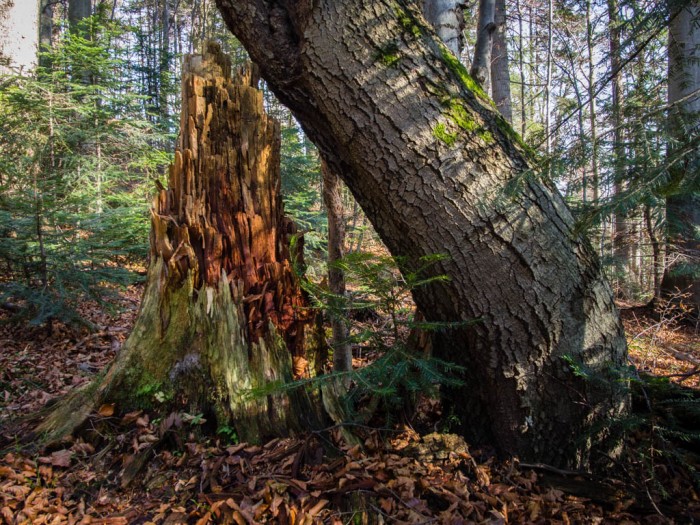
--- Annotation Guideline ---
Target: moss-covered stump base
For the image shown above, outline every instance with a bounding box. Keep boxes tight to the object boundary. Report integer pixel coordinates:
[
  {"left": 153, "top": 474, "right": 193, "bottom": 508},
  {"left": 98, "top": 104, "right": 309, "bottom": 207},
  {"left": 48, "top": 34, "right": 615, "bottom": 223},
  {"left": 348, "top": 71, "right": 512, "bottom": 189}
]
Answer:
[{"left": 37, "top": 258, "right": 324, "bottom": 444}]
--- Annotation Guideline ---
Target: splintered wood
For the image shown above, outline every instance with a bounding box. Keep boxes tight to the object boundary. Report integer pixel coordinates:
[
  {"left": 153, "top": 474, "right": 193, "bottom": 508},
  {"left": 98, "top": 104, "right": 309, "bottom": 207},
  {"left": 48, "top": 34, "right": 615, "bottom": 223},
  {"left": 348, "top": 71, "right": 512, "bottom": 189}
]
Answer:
[{"left": 151, "top": 43, "right": 309, "bottom": 352}]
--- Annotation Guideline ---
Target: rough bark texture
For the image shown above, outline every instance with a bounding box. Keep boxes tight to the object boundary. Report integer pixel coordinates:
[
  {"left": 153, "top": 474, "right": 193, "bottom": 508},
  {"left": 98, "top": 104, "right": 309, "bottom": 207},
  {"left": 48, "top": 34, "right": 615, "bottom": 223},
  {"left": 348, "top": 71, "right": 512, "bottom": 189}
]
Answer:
[
  {"left": 37, "top": 44, "right": 321, "bottom": 444},
  {"left": 491, "top": 0, "right": 512, "bottom": 122},
  {"left": 321, "top": 160, "right": 352, "bottom": 373},
  {"left": 422, "top": 0, "right": 464, "bottom": 57},
  {"left": 215, "top": 0, "right": 628, "bottom": 467},
  {"left": 471, "top": 0, "right": 495, "bottom": 93},
  {"left": 662, "top": 0, "right": 700, "bottom": 312}
]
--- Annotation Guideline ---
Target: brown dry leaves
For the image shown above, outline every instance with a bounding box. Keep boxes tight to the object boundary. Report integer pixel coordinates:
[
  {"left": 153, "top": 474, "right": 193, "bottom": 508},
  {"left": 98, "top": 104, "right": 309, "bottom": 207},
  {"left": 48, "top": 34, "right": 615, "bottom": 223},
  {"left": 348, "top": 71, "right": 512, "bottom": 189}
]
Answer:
[
  {"left": 623, "top": 307, "right": 700, "bottom": 388},
  {"left": 0, "top": 284, "right": 141, "bottom": 433},
  {"left": 0, "top": 425, "right": 669, "bottom": 524}
]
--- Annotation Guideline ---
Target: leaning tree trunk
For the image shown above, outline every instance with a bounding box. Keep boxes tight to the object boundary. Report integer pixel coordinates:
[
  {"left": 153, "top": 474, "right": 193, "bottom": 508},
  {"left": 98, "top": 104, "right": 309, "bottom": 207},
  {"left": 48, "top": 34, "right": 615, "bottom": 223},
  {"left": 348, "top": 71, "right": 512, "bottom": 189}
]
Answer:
[
  {"left": 661, "top": 0, "right": 700, "bottom": 313},
  {"left": 38, "top": 44, "right": 321, "bottom": 444},
  {"left": 216, "top": 0, "right": 628, "bottom": 468}
]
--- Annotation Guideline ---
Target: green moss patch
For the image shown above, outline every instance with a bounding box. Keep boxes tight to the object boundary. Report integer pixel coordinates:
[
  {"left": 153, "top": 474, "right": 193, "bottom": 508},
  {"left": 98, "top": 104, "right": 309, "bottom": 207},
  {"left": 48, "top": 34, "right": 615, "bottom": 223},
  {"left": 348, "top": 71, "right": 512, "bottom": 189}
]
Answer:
[
  {"left": 373, "top": 42, "right": 401, "bottom": 67},
  {"left": 434, "top": 123, "right": 458, "bottom": 146},
  {"left": 393, "top": 2, "right": 423, "bottom": 38}
]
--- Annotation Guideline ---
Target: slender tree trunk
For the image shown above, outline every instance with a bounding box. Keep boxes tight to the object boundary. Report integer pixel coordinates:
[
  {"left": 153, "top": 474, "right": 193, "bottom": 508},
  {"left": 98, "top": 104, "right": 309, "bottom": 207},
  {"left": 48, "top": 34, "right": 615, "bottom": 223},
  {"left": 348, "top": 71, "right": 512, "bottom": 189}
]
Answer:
[
  {"left": 585, "top": 0, "right": 599, "bottom": 204},
  {"left": 159, "top": 0, "right": 171, "bottom": 121},
  {"left": 321, "top": 161, "right": 353, "bottom": 373},
  {"left": 661, "top": 0, "right": 700, "bottom": 312},
  {"left": 645, "top": 205, "right": 663, "bottom": 302},
  {"left": 422, "top": 0, "right": 464, "bottom": 57},
  {"left": 38, "top": 0, "right": 54, "bottom": 69},
  {"left": 516, "top": 0, "right": 527, "bottom": 137},
  {"left": 544, "top": 0, "right": 553, "bottom": 158},
  {"left": 491, "top": 0, "right": 512, "bottom": 122},
  {"left": 607, "top": 0, "right": 629, "bottom": 296},
  {"left": 38, "top": 44, "right": 322, "bottom": 444},
  {"left": 216, "top": 0, "right": 629, "bottom": 467},
  {"left": 471, "top": 0, "right": 495, "bottom": 92},
  {"left": 68, "top": 0, "right": 92, "bottom": 29}
]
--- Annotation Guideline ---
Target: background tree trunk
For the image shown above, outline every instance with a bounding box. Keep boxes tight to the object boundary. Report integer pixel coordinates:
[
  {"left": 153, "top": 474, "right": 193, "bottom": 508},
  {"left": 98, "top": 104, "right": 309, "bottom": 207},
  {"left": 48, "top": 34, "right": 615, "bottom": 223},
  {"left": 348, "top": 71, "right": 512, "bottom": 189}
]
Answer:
[
  {"left": 608, "top": 0, "right": 630, "bottom": 296},
  {"left": 585, "top": 0, "right": 599, "bottom": 205},
  {"left": 37, "top": 44, "right": 322, "bottom": 444},
  {"left": 39, "top": 0, "right": 54, "bottom": 68},
  {"left": 0, "top": 0, "right": 39, "bottom": 74},
  {"left": 422, "top": 0, "right": 464, "bottom": 57},
  {"left": 471, "top": 0, "right": 495, "bottom": 92},
  {"left": 68, "top": 0, "right": 92, "bottom": 29},
  {"left": 216, "top": 0, "right": 629, "bottom": 467},
  {"left": 661, "top": 0, "right": 700, "bottom": 313},
  {"left": 491, "top": 0, "right": 512, "bottom": 121},
  {"left": 322, "top": 160, "right": 353, "bottom": 373}
]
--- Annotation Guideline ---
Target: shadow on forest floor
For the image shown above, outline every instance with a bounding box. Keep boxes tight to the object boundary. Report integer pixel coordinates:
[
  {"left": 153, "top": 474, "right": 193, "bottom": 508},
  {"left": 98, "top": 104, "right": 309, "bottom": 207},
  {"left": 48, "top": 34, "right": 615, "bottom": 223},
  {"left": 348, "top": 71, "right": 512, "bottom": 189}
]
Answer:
[{"left": 0, "top": 287, "right": 698, "bottom": 523}]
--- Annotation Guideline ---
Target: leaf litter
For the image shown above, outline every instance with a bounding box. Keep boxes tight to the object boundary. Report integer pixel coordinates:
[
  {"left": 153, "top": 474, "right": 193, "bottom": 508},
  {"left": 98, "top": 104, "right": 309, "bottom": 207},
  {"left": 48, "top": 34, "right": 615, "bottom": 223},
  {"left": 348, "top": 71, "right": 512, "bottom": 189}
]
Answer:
[{"left": 0, "top": 286, "right": 699, "bottom": 523}]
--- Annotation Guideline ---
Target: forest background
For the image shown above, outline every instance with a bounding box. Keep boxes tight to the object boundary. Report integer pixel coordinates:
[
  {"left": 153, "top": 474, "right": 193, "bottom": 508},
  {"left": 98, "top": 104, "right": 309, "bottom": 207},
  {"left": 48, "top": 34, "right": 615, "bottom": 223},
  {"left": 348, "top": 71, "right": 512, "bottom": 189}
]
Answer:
[
  {"left": 0, "top": 0, "right": 696, "bottom": 328},
  {"left": 0, "top": 0, "right": 698, "bottom": 522}
]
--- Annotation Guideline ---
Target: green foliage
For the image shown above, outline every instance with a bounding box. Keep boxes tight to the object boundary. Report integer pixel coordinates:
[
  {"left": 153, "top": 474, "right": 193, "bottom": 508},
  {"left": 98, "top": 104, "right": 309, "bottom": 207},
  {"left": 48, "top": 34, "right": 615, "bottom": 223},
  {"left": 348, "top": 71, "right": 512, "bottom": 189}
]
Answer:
[
  {"left": 0, "top": 13, "right": 168, "bottom": 328},
  {"left": 297, "top": 252, "right": 469, "bottom": 427},
  {"left": 216, "top": 424, "right": 239, "bottom": 444},
  {"left": 373, "top": 42, "right": 401, "bottom": 67},
  {"left": 433, "top": 122, "right": 458, "bottom": 146},
  {"left": 584, "top": 368, "right": 700, "bottom": 492},
  {"left": 279, "top": 123, "right": 327, "bottom": 269}
]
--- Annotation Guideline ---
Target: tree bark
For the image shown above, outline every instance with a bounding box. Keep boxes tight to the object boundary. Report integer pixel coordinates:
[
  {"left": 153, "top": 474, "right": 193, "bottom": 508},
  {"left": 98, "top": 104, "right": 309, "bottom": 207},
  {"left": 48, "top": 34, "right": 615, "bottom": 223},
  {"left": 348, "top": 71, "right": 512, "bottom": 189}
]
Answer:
[
  {"left": 68, "top": 0, "right": 92, "bottom": 29},
  {"left": 607, "top": 0, "right": 630, "bottom": 296},
  {"left": 39, "top": 0, "right": 54, "bottom": 67},
  {"left": 0, "top": 0, "right": 39, "bottom": 74},
  {"left": 37, "top": 44, "right": 322, "bottom": 444},
  {"left": 322, "top": 160, "right": 353, "bottom": 373},
  {"left": 470, "top": 0, "right": 495, "bottom": 92},
  {"left": 422, "top": 0, "right": 464, "bottom": 57},
  {"left": 661, "top": 0, "right": 700, "bottom": 313},
  {"left": 215, "top": 0, "right": 628, "bottom": 467},
  {"left": 491, "top": 0, "right": 512, "bottom": 122}
]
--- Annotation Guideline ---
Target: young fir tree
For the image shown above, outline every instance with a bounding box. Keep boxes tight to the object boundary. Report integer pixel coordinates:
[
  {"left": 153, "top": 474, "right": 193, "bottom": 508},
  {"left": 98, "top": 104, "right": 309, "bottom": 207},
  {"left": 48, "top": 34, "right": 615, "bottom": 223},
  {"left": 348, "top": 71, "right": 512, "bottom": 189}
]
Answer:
[{"left": 0, "top": 13, "right": 165, "bottom": 329}]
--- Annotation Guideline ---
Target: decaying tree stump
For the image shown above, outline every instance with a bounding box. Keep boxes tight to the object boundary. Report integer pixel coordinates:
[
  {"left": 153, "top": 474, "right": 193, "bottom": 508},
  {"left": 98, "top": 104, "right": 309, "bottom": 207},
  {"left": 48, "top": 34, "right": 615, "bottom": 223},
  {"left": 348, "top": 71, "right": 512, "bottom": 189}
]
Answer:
[{"left": 37, "top": 43, "right": 322, "bottom": 443}]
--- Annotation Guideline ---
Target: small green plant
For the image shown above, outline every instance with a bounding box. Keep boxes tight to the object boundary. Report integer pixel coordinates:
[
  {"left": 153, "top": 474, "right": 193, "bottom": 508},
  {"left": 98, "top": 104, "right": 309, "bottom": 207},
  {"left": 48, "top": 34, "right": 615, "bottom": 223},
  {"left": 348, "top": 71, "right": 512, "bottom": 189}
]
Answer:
[
  {"left": 216, "top": 424, "right": 239, "bottom": 444},
  {"left": 290, "top": 252, "right": 474, "bottom": 428}
]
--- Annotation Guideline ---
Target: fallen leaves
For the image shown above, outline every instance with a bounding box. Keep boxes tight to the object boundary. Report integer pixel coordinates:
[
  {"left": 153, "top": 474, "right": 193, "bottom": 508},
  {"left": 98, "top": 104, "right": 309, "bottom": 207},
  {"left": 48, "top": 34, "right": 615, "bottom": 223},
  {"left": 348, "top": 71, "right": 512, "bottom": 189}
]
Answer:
[{"left": 1, "top": 286, "right": 699, "bottom": 523}]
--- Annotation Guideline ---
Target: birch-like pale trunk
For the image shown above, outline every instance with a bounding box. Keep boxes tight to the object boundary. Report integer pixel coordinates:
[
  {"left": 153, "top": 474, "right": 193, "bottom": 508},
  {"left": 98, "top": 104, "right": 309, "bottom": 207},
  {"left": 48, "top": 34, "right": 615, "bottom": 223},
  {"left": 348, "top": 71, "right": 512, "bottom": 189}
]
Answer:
[
  {"left": 422, "top": 0, "right": 464, "bottom": 57},
  {"left": 471, "top": 0, "right": 495, "bottom": 92},
  {"left": 0, "top": 0, "right": 39, "bottom": 74}
]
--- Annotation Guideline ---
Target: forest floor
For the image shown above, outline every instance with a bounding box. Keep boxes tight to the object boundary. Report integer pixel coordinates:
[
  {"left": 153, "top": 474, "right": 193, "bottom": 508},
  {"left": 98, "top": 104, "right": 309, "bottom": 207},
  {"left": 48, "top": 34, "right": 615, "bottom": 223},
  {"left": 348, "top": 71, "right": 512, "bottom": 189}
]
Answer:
[{"left": 0, "top": 283, "right": 699, "bottom": 524}]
